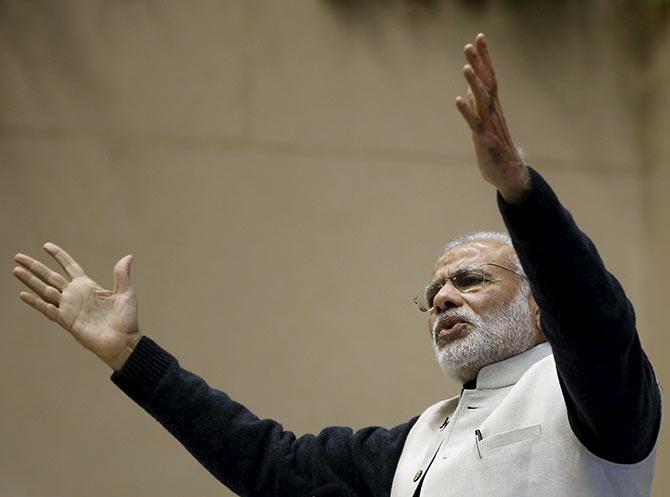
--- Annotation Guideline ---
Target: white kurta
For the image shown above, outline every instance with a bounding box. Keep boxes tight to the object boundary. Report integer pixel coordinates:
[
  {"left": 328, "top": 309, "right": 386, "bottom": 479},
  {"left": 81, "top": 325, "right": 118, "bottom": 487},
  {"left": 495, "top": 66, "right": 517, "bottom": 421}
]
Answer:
[{"left": 390, "top": 343, "right": 659, "bottom": 497}]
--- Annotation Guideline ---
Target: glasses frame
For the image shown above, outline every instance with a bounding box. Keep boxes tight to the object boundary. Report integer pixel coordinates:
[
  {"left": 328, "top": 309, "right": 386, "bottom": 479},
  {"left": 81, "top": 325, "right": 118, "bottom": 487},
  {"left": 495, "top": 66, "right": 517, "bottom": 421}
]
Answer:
[{"left": 414, "top": 262, "right": 527, "bottom": 312}]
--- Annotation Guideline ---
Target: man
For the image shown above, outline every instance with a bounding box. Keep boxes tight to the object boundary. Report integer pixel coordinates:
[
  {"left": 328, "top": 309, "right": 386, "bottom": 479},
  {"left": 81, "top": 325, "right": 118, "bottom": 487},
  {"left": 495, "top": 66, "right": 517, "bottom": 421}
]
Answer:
[{"left": 13, "top": 34, "right": 661, "bottom": 496}]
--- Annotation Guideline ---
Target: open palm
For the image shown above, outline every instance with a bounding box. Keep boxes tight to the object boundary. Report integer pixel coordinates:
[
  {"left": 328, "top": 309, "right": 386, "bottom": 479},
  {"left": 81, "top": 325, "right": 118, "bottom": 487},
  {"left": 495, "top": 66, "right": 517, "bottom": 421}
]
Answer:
[{"left": 13, "top": 242, "right": 141, "bottom": 371}]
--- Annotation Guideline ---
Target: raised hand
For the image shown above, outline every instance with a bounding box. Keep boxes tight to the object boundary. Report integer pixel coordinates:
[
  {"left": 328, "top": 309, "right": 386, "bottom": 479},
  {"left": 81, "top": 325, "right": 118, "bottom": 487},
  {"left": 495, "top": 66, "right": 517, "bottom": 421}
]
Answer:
[
  {"left": 12, "top": 243, "right": 141, "bottom": 371},
  {"left": 455, "top": 33, "right": 530, "bottom": 204}
]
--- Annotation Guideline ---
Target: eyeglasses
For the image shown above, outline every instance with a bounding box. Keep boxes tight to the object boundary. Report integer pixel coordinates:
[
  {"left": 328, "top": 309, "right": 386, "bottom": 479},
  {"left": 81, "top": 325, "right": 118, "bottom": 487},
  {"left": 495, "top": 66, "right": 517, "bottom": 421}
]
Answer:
[{"left": 414, "top": 262, "right": 527, "bottom": 312}]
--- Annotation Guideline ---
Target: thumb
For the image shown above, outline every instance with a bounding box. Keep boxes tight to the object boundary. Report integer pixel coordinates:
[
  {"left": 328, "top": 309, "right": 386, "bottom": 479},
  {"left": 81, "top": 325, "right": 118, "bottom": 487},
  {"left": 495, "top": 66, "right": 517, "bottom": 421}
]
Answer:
[{"left": 113, "top": 255, "right": 134, "bottom": 294}]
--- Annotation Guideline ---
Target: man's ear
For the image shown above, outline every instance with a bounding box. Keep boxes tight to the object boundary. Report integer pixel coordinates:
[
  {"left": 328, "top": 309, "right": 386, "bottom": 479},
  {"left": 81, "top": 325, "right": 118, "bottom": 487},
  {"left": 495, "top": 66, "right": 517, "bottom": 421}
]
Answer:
[{"left": 527, "top": 293, "right": 544, "bottom": 339}]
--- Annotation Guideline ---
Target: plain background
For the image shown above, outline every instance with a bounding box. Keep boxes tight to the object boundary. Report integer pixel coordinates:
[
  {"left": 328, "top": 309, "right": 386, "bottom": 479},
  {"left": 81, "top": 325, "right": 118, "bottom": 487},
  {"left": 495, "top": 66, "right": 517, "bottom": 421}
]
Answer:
[{"left": 2, "top": 1, "right": 669, "bottom": 496}]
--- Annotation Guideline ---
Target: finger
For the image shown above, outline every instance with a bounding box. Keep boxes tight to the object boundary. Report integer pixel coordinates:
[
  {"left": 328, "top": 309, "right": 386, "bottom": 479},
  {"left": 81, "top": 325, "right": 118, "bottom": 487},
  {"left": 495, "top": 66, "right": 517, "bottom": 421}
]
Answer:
[
  {"left": 113, "top": 255, "right": 134, "bottom": 294},
  {"left": 475, "top": 33, "right": 498, "bottom": 95},
  {"left": 43, "top": 242, "right": 86, "bottom": 279},
  {"left": 14, "top": 253, "right": 68, "bottom": 291},
  {"left": 463, "top": 65, "right": 490, "bottom": 117},
  {"left": 466, "top": 86, "right": 479, "bottom": 114},
  {"left": 455, "top": 97, "right": 482, "bottom": 132},
  {"left": 475, "top": 33, "right": 493, "bottom": 72},
  {"left": 19, "top": 291, "right": 61, "bottom": 323},
  {"left": 13, "top": 266, "right": 62, "bottom": 306},
  {"left": 464, "top": 44, "right": 490, "bottom": 87}
]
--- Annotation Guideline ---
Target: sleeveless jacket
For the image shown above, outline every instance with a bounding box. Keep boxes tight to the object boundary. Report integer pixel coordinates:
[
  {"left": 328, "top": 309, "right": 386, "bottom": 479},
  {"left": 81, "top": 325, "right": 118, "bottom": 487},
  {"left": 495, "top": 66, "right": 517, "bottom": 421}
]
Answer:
[{"left": 390, "top": 343, "right": 659, "bottom": 497}]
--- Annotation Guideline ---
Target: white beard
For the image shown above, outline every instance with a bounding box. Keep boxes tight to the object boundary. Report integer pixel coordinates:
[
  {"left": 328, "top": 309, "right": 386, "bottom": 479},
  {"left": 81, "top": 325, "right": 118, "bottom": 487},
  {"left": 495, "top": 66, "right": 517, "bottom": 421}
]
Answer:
[{"left": 432, "top": 290, "right": 538, "bottom": 384}]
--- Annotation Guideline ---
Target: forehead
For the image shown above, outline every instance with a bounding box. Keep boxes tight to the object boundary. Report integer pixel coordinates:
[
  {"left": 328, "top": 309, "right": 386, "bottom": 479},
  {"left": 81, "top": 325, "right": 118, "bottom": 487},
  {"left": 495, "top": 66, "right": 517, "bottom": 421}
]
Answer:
[{"left": 433, "top": 240, "right": 513, "bottom": 275}]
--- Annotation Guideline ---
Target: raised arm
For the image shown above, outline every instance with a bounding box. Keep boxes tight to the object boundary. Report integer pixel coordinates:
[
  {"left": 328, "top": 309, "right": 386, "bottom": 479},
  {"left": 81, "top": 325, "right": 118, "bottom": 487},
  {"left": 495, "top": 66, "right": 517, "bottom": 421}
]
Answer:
[
  {"left": 12, "top": 245, "right": 414, "bottom": 496},
  {"left": 455, "top": 34, "right": 661, "bottom": 464},
  {"left": 111, "top": 336, "right": 415, "bottom": 497}
]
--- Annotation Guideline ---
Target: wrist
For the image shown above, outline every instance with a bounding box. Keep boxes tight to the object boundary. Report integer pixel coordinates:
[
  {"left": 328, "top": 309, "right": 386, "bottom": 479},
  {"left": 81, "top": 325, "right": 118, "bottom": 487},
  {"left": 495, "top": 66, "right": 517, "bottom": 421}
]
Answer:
[
  {"left": 107, "top": 333, "right": 142, "bottom": 372},
  {"left": 499, "top": 167, "right": 531, "bottom": 204}
]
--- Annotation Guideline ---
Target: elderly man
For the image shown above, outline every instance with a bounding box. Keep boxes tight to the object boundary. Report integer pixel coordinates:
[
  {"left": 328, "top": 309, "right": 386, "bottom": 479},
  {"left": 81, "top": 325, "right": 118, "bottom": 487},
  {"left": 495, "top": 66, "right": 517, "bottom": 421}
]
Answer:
[{"left": 13, "top": 34, "right": 661, "bottom": 497}]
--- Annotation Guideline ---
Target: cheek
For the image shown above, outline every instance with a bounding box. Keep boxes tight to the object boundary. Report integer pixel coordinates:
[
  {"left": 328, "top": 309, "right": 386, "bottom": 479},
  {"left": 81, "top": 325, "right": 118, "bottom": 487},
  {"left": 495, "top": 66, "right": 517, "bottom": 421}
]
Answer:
[{"left": 467, "top": 291, "right": 504, "bottom": 314}]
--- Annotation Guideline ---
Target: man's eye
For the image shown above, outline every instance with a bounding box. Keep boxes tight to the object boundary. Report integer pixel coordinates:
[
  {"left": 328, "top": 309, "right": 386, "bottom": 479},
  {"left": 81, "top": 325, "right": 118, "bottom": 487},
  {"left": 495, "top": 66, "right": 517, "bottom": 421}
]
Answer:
[{"left": 454, "top": 273, "right": 487, "bottom": 289}]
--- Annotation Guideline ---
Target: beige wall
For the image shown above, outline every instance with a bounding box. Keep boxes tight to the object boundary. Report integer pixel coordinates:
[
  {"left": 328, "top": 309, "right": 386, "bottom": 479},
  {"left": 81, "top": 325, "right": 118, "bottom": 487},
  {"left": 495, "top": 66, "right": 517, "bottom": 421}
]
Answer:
[
  {"left": 0, "top": 2, "right": 666, "bottom": 496},
  {"left": 645, "top": 17, "right": 670, "bottom": 496}
]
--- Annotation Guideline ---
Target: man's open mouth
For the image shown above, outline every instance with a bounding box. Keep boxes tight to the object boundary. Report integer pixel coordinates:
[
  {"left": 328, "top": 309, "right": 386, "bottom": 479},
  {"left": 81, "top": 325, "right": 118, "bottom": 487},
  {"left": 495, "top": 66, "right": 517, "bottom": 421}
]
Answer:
[{"left": 435, "top": 317, "right": 470, "bottom": 340}]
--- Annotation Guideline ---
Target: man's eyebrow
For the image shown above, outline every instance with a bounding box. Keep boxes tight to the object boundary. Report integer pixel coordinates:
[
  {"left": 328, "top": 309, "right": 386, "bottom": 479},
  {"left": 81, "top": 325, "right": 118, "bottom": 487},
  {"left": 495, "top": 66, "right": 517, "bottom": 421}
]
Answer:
[
  {"left": 429, "top": 265, "right": 493, "bottom": 284},
  {"left": 448, "top": 266, "right": 474, "bottom": 276}
]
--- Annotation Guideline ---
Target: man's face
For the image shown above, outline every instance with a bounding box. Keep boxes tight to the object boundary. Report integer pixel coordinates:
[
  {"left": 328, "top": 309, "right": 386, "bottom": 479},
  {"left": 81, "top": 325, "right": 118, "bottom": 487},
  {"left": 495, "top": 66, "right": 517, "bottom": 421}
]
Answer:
[{"left": 427, "top": 240, "right": 540, "bottom": 383}]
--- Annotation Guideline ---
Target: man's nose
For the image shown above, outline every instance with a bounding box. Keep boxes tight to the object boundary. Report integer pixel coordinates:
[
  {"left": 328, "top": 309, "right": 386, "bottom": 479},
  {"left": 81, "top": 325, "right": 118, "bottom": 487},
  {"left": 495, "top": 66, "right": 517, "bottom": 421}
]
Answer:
[{"left": 433, "top": 282, "right": 465, "bottom": 312}]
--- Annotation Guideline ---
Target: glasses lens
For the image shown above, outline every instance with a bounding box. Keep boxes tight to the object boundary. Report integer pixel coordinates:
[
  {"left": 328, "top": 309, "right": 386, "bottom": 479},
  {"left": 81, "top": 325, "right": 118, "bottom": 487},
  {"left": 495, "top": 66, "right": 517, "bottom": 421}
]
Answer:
[
  {"left": 452, "top": 272, "right": 488, "bottom": 292},
  {"left": 414, "top": 270, "right": 492, "bottom": 312}
]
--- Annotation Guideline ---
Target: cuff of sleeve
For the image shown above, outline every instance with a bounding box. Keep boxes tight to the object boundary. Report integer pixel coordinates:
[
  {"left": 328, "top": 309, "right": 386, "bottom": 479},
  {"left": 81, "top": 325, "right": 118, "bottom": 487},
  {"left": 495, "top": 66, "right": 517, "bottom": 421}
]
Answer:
[
  {"left": 110, "top": 335, "right": 176, "bottom": 404},
  {"left": 496, "top": 167, "right": 568, "bottom": 237}
]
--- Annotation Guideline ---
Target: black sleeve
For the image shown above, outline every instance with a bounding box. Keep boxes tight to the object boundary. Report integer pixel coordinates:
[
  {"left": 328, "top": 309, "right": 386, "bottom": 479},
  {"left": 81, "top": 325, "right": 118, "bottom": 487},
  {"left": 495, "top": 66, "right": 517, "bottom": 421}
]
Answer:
[
  {"left": 497, "top": 167, "right": 661, "bottom": 464},
  {"left": 111, "top": 336, "right": 417, "bottom": 497}
]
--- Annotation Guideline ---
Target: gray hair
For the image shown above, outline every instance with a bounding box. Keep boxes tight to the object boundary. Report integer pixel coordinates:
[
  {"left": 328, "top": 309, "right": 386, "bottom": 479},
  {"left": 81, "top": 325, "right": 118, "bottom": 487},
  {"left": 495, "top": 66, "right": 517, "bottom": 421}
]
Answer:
[{"left": 439, "top": 231, "right": 530, "bottom": 295}]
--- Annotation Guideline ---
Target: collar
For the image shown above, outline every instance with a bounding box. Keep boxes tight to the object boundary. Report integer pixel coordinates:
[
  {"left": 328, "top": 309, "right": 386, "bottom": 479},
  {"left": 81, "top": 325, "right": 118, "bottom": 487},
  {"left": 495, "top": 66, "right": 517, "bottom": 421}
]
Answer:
[{"left": 466, "top": 342, "right": 553, "bottom": 390}]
